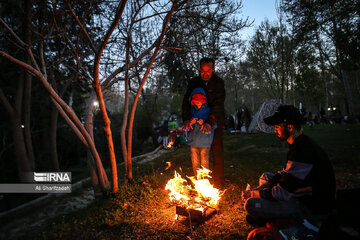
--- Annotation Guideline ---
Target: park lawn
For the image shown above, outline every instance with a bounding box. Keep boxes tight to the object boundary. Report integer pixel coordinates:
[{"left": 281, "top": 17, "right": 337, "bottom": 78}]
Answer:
[{"left": 24, "top": 124, "right": 360, "bottom": 240}]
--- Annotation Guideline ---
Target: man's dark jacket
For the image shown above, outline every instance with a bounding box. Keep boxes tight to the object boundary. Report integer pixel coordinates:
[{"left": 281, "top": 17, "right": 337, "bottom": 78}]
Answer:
[
  {"left": 261, "top": 134, "right": 336, "bottom": 215},
  {"left": 182, "top": 74, "right": 225, "bottom": 127}
]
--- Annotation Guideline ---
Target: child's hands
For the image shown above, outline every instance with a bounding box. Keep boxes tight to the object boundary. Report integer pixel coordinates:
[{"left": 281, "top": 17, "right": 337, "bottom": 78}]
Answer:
[
  {"left": 189, "top": 118, "right": 197, "bottom": 130},
  {"left": 197, "top": 119, "right": 204, "bottom": 125},
  {"left": 181, "top": 121, "right": 190, "bottom": 131},
  {"left": 200, "top": 123, "right": 211, "bottom": 134}
]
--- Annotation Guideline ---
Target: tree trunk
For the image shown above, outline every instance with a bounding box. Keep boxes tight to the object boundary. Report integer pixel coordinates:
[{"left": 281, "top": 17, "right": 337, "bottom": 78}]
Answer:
[
  {"left": 341, "top": 71, "right": 352, "bottom": 116},
  {"left": 48, "top": 68, "right": 62, "bottom": 171},
  {"left": 0, "top": 77, "right": 33, "bottom": 181},
  {"left": 11, "top": 117, "right": 32, "bottom": 181},
  {"left": 16, "top": 69, "right": 33, "bottom": 180},
  {"left": 121, "top": 36, "right": 130, "bottom": 182},
  {"left": 49, "top": 105, "right": 60, "bottom": 171},
  {"left": 85, "top": 92, "right": 103, "bottom": 197},
  {"left": 316, "top": 33, "right": 329, "bottom": 114},
  {"left": 331, "top": 18, "right": 352, "bottom": 116},
  {"left": 92, "top": 0, "right": 127, "bottom": 192},
  {"left": 23, "top": 0, "right": 35, "bottom": 169},
  {"left": 23, "top": 71, "right": 35, "bottom": 169},
  {"left": 126, "top": 1, "right": 177, "bottom": 180}
]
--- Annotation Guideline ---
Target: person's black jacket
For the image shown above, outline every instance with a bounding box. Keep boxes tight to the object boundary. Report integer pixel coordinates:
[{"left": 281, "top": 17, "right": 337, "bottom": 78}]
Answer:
[
  {"left": 182, "top": 74, "right": 225, "bottom": 127},
  {"left": 261, "top": 134, "right": 336, "bottom": 215}
]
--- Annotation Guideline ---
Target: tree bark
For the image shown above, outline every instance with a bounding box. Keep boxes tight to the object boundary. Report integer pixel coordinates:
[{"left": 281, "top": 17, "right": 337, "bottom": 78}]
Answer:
[
  {"left": 121, "top": 35, "right": 131, "bottom": 182},
  {"left": 315, "top": 32, "right": 329, "bottom": 114},
  {"left": 92, "top": 0, "right": 127, "bottom": 192},
  {"left": 85, "top": 92, "right": 103, "bottom": 198},
  {"left": 49, "top": 104, "right": 60, "bottom": 171},
  {"left": 23, "top": 0, "right": 35, "bottom": 170},
  {"left": 11, "top": 117, "right": 32, "bottom": 181},
  {"left": 48, "top": 68, "right": 62, "bottom": 171}
]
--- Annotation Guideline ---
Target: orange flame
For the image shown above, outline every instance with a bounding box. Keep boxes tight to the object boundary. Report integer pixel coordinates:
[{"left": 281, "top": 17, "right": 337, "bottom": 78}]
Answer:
[
  {"left": 165, "top": 167, "right": 224, "bottom": 211},
  {"left": 165, "top": 162, "right": 171, "bottom": 170},
  {"left": 167, "top": 140, "right": 174, "bottom": 148}
]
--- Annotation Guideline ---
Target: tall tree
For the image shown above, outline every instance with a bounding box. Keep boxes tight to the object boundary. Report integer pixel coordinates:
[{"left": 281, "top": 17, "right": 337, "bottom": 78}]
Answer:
[
  {"left": 247, "top": 20, "right": 294, "bottom": 103},
  {"left": 0, "top": 0, "right": 35, "bottom": 181},
  {"left": 0, "top": 0, "right": 112, "bottom": 194},
  {"left": 163, "top": 0, "right": 250, "bottom": 92},
  {"left": 280, "top": 0, "right": 360, "bottom": 116},
  {"left": 1, "top": 0, "right": 183, "bottom": 192}
]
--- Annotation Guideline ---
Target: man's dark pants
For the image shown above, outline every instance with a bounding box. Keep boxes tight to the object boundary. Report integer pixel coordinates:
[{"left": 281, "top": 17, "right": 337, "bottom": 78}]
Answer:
[{"left": 211, "top": 127, "right": 224, "bottom": 187}]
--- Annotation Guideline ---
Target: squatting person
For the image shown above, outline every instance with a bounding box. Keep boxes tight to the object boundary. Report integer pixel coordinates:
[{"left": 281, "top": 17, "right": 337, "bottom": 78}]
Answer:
[{"left": 242, "top": 105, "right": 336, "bottom": 222}]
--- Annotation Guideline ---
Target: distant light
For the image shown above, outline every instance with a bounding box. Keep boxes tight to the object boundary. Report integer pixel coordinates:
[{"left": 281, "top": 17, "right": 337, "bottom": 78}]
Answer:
[
  {"left": 93, "top": 101, "right": 99, "bottom": 107},
  {"left": 333, "top": 107, "right": 336, "bottom": 110},
  {"left": 21, "top": 125, "right": 25, "bottom": 128},
  {"left": 328, "top": 107, "right": 331, "bottom": 111}
]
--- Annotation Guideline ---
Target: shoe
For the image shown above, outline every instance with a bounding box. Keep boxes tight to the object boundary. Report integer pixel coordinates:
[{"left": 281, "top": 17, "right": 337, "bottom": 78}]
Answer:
[{"left": 246, "top": 215, "right": 267, "bottom": 227}]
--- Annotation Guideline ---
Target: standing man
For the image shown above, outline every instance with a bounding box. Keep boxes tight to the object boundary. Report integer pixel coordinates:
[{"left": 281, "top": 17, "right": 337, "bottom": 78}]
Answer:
[
  {"left": 181, "top": 58, "right": 225, "bottom": 187},
  {"left": 242, "top": 105, "right": 336, "bottom": 221}
]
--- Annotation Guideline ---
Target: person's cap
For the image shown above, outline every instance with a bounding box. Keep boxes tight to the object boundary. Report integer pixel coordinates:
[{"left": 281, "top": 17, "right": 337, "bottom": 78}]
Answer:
[
  {"left": 264, "top": 105, "right": 303, "bottom": 125},
  {"left": 191, "top": 93, "right": 206, "bottom": 100}
]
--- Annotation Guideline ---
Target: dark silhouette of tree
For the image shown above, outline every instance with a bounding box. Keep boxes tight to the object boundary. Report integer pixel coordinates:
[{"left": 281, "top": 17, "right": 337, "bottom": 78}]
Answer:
[{"left": 280, "top": 0, "right": 360, "bottom": 116}]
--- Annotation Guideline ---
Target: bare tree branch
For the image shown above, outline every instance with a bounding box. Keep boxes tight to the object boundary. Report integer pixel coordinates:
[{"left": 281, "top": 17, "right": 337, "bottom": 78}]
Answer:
[
  {"left": 39, "top": 41, "right": 48, "bottom": 79},
  {"left": 0, "top": 18, "right": 27, "bottom": 47},
  {"left": 102, "top": 34, "right": 162, "bottom": 89},
  {"left": 126, "top": 0, "right": 178, "bottom": 181},
  {"left": 50, "top": 97, "right": 88, "bottom": 147},
  {"left": 65, "top": 0, "right": 96, "bottom": 52}
]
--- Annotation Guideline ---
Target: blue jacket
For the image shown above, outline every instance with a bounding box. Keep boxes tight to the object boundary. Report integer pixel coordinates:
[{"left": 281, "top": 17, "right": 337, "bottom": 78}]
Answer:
[{"left": 186, "top": 88, "right": 216, "bottom": 147}]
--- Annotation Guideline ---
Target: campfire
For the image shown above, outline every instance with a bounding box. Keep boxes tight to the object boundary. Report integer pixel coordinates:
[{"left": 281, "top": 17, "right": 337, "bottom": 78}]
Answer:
[
  {"left": 165, "top": 167, "right": 224, "bottom": 222},
  {"left": 167, "top": 140, "right": 174, "bottom": 149}
]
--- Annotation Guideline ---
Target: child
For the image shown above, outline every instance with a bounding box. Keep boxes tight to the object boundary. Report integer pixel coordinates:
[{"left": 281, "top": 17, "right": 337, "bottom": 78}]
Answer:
[
  {"left": 168, "top": 117, "right": 179, "bottom": 149},
  {"left": 186, "top": 88, "right": 216, "bottom": 176}
]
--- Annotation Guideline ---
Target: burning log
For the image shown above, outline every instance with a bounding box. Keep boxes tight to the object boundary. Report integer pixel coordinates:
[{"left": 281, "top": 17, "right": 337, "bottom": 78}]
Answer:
[
  {"left": 165, "top": 167, "right": 224, "bottom": 223},
  {"left": 175, "top": 205, "right": 217, "bottom": 222}
]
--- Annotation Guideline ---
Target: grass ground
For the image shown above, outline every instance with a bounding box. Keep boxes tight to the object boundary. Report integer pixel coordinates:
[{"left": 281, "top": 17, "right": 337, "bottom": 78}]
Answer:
[{"left": 23, "top": 124, "right": 360, "bottom": 240}]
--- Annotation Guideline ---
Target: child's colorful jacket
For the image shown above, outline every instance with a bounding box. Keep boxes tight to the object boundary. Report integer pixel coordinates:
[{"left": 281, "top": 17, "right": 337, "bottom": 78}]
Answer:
[{"left": 186, "top": 88, "right": 216, "bottom": 147}]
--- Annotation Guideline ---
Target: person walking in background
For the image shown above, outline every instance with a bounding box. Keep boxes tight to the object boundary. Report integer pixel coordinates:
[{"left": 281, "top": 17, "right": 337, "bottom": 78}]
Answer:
[
  {"left": 185, "top": 87, "right": 216, "bottom": 175},
  {"left": 181, "top": 57, "right": 225, "bottom": 187},
  {"left": 159, "top": 120, "right": 169, "bottom": 148}
]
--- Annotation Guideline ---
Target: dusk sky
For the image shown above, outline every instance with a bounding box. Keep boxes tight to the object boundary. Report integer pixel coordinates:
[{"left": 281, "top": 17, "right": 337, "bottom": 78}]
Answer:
[{"left": 241, "top": 0, "right": 278, "bottom": 39}]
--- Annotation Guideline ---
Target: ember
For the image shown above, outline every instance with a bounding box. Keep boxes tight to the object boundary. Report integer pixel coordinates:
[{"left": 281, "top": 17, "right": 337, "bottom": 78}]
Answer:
[
  {"left": 165, "top": 167, "right": 224, "bottom": 213},
  {"left": 165, "top": 161, "right": 171, "bottom": 170}
]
